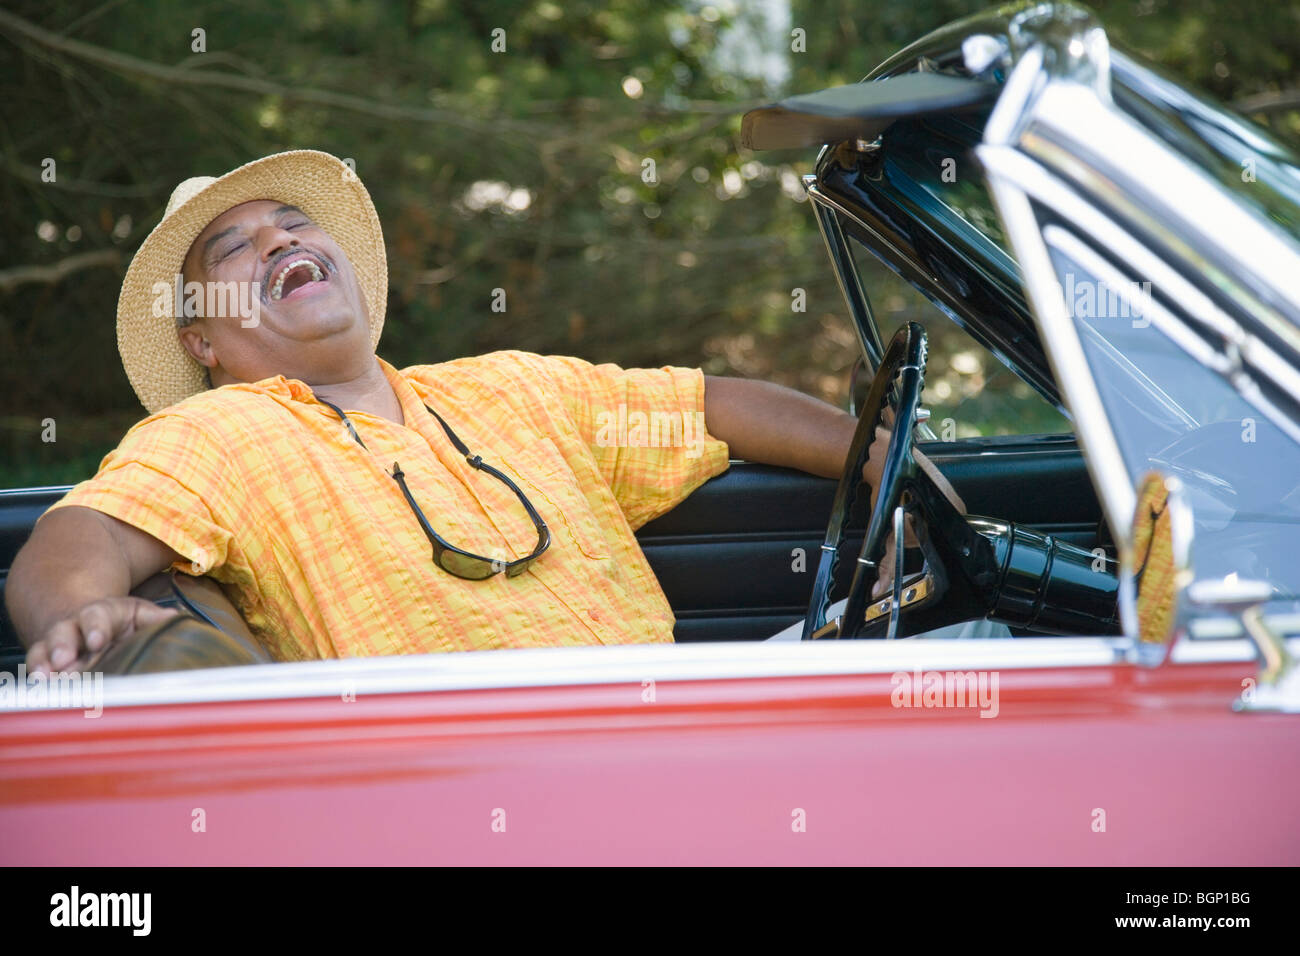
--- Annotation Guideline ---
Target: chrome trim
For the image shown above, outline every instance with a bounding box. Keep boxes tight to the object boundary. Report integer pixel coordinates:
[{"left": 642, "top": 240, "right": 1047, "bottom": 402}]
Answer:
[
  {"left": 1189, "top": 613, "right": 1300, "bottom": 640},
  {"left": 978, "top": 153, "right": 1136, "bottom": 543},
  {"left": 976, "top": 27, "right": 1300, "bottom": 705},
  {"left": 1027, "top": 76, "right": 1300, "bottom": 351},
  {"left": 983, "top": 43, "right": 1043, "bottom": 146},
  {"left": 983, "top": 148, "right": 1300, "bottom": 447},
  {"left": 1006, "top": 3, "right": 1112, "bottom": 101},
  {"left": 804, "top": 174, "right": 885, "bottom": 369},
  {"left": 0, "top": 638, "right": 1137, "bottom": 712},
  {"left": 802, "top": 177, "right": 956, "bottom": 438},
  {"left": 6, "top": 634, "right": 1296, "bottom": 714},
  {"left": 1168, "top": 636, "right": 1258, "bottom": 664},
  {"left": 864, "top": 573, "right": 935, "bottom": 623},
  {"left": 962, "top": 34, "right": 1009, "bottom": 77},
  {"left": 979, "top": 16, "right": 1300, "bottom": 542},
  {"left": 804, "top": 179, "right": 940, "bottom": 295},
  {"left": 887, "top": 504, "right": 905, "bottom": 639},
  {"left": 1171, "top": 635, "right": 1300, "bottom": 716},
  {"left": 1174, "top": 635, "right": 1300, "bottom": 664},
  {"left": 0, "top": 485, "right": 74, "bottom": 497},
  {"left": 1189, "top": 577, "right": 1295, "bottom": 686}
]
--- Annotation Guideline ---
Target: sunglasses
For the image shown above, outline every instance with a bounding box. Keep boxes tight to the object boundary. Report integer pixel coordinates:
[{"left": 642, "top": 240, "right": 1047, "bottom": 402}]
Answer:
[{"left": 319, "top": 397, "right": 550, "bottom": 580}]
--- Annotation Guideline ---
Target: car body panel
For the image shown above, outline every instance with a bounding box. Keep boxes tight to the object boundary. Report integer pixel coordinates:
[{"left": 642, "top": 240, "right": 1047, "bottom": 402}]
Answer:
[{"left": 2, "top": 653, "right": 1294, "bottom": 865}]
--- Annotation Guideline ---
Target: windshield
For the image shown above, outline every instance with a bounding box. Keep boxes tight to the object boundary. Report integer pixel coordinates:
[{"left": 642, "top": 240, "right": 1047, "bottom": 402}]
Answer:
[{"left": 1043, "top": 238, "right": 1300, "bottom": 625}]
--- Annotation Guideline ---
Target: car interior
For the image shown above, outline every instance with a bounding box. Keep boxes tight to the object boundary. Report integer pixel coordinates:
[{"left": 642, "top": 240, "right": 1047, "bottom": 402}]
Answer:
[{"left": 0, "top": 424, "right": 1114, "bottom": 675}]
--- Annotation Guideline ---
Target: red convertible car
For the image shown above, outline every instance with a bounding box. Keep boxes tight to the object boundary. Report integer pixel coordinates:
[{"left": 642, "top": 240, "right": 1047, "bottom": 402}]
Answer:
[{"left": 2, "top": 1, "right": 1299, "bottom": 866}]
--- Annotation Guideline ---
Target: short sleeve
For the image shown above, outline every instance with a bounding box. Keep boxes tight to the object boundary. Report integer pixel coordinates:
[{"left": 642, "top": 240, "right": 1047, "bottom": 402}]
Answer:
[
  {"left": 40, "top": 412, "right": 239, "bottom": 578},
  {"left": 520, "top": 352, "right": 731, "bottom": 529}
]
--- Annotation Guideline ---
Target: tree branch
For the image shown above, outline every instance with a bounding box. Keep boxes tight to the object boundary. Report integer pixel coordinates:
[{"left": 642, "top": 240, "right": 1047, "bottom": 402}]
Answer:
[
  {"left": 0, "top": 249, "right": 121, "bottom": 293},
  {"left": 0, "top": 8, "right": 546, "bottom": 137},
  {"left": 1234, "top": 89, "right": 1300, "bottom": 114},
  {"left": 1, "top": 7, "right": 754, "bottom": 149},
  {"left": 0, "top": 154, "right": 163, "bottom": 198}
]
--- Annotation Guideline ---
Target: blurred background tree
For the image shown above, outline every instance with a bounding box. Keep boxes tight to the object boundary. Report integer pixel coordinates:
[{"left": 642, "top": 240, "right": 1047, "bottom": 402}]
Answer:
[{"left": 3, "top": 0, "right": 1299, "bottom": 484}]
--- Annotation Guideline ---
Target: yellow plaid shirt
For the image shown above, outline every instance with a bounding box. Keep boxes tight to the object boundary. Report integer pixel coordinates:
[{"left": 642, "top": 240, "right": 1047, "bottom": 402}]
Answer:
[{"left": 45, "top": 351, "right": 730, "bottom": 660}]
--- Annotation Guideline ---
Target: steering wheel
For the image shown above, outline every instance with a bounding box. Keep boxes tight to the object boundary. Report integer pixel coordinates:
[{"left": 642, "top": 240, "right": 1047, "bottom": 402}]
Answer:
[{"left": 803, "top": 322, "right": 993, "bottom": 640}]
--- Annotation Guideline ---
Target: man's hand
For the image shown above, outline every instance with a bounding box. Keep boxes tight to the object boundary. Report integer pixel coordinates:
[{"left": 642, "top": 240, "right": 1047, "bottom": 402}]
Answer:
[
  {"left": 864, "top": 406, "right": 966, "bottom": 599},
  {"left": 6, "top": 505, "right": 182, "bottom": 676},
  {"left": 26, "top": 598, "right": 179, "bottom": 676}
]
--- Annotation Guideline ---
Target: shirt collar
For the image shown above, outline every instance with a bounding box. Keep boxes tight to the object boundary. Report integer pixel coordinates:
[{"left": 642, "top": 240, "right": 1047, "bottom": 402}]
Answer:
[
  {"left": 250, "top": 374, "right": 314, "bottom": 403},
  {"left": 242, "top": 357, "right": 423, "bottom": 427}
]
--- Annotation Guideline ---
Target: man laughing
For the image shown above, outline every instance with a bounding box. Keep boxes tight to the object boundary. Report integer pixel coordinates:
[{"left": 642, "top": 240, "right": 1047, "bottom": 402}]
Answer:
[{"left": 7, "top": 150, "right": 966, "bottom": 674}]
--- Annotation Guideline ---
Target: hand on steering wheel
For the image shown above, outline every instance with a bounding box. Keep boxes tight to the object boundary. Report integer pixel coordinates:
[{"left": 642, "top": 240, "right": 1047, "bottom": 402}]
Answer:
[
  {"left": 865, "top": 404, "right": 968, "bottom": 603},
  {"left": 803, "top": 323, "right": 989, "bottom": 640}
]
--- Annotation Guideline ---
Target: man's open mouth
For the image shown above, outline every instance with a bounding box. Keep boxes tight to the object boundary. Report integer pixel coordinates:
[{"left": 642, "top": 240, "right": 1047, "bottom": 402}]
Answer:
[{"left": 268, "top": 256, "right": 327, "bottom": 301}]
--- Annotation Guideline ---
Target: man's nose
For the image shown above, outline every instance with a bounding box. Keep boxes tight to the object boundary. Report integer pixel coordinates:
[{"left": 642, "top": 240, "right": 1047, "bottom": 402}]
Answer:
[{"left": 256, "top": 225, "right": 301, "bottom": 262}]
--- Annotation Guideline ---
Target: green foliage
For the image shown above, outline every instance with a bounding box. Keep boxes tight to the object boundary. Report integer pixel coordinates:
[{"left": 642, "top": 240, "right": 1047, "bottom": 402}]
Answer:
[{"left": 1, "top": 0, "right": 1297, "bottom": 485}]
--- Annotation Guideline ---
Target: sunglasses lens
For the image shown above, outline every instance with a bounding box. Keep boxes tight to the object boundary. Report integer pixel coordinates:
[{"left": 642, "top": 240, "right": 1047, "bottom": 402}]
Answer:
[{"left": 439, "top": 549, "right": 495, "bottom": 580}]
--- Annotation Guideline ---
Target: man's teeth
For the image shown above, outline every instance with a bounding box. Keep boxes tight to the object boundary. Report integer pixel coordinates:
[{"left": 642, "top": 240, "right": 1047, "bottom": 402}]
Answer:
[{"left": 270, "top": 259, "right": 325, "bottom": 300}]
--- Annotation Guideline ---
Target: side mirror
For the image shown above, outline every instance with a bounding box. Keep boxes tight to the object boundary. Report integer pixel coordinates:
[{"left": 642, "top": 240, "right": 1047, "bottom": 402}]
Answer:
[
  {"left": 1119, "top": 471, "right": 1194, "bottom": 664},
  {"left": 1187, "top": 577, "right": 1293, "bottom": 690}
]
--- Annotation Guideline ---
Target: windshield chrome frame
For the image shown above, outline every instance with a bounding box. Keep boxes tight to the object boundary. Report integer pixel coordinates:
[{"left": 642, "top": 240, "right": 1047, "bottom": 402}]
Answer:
[
  {"left": 977, "top": 15, "right": 1300, "bottom": 551},
  {"left": 803, "top": 172, "right": 886, "bottom": 370}
]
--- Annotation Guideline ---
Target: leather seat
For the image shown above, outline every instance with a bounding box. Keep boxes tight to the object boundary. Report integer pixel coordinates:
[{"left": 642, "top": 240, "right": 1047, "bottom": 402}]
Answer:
[{"left": 95, "top": 571, "right": 271, "bottom": 675}]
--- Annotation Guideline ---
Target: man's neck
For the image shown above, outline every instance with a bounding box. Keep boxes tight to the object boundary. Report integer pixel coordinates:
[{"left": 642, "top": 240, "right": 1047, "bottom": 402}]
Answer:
[{"left": 308, "top": 359, "right": 405, "bottom": 426}]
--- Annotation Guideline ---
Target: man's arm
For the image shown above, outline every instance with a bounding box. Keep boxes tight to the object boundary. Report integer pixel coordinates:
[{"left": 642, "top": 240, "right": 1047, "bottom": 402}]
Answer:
[
  {"left": 702, "top": 375, "right": 964, "bottom": 507},
  {"left": 703, "top": 375, "right": 857, "bottom": 479},
  {"left": 6, "top": 506, "right": 182, "bottom": 675}
]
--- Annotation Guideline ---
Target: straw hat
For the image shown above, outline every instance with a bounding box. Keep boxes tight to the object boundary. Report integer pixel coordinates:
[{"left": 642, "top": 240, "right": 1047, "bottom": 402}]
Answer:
[{"left": 117, "top": 149, "right": 388, "bottom": 414}]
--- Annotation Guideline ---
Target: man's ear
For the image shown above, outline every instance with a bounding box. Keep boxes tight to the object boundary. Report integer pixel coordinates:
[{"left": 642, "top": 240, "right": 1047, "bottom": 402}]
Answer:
[{"left": 177, "top": 325, "right": 217, "bottom": 369}]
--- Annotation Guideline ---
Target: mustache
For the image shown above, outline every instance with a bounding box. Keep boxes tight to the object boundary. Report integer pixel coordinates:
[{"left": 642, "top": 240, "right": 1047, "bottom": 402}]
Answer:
[{"left": 260, "top": 248, "right": 336, "bottom": 301}]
